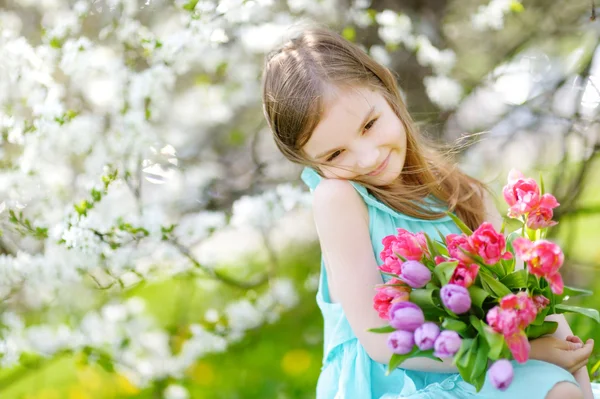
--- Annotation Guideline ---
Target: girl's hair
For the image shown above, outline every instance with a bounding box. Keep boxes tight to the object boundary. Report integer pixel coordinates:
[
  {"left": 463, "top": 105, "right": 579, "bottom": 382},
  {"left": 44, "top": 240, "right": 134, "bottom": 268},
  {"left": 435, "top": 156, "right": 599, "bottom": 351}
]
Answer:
[{"left": 261, "top": 27, "right": 487, "bottom": 230}]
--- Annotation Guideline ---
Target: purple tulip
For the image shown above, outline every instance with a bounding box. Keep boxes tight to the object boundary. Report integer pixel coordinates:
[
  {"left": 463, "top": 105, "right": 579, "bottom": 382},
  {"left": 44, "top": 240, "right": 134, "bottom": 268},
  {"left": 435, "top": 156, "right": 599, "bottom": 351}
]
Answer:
[
  {"left": 399, "top": 260, "right": 432, "bottom": 288},
  {"left": 489, "top": 359, "right": 514, "bottom": 391},
  {"left": 440, "top": 284, "right": 472, "bottom": 314},
  {"left": 414, "top": 322, "right": 440, "bottom": 351},
  {"left": 433, "top": 330, "right": 462, "bottom": 358},
  {"left": 388, "top": 302, "right": 424, "bottom": 332},
  {"left": 387, "top": 330, "right": 415, "bottom": 355}
]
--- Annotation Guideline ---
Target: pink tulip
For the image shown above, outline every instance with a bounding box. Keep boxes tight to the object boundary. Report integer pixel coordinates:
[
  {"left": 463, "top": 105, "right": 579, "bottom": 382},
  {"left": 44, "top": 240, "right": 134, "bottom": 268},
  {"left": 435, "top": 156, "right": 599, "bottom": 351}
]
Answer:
[
  {"left": 505, "top": 330, "right": 530, "bottom": 363},
  {"left": 446, "top": 234, "right": 475, "bottom": 264},
  {"left": 469, "top": 223, "right": 513, "bottom": 265},
  {"left": 487, "top": 307, "right": 520, "bottom": 336},
  {"left": 378, "top": 255, "right": 403, "bottom": 275},
  {"left": 449, "top": 262, "right": 479, "bottom": 288},
  {"left": 502, "top": 169, "right": 541, "bottom": 218},
  {"left": 373, "top": 279, "right": 411, "bottom": 320},
  {"left": 526, "top": 194, "right": 560, "bottom": 230},
  {"left": 500, "top": 293, "right": 537, "bottom": 328},
  {"left": 487, "top": 292, "right": 539, "bottom": 363},
  {"left": 513, "top": 238, "right": 564, "bottom": 294},
  {"left": 380, "top": 230, "right": 429, "bottom": 275},
  {"left": 392, "top": 229, "right": 429, "bottom": 261},
  {"left": 532, "top": 295, "right": 550, "bottom": 313}
]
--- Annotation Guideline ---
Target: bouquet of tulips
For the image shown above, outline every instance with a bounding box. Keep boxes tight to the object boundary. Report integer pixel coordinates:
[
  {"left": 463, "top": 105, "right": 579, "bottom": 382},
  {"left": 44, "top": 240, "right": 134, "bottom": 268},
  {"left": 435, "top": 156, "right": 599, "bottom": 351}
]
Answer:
[{"left": 370, "top": 169, "right": 599, "bottom": 391}]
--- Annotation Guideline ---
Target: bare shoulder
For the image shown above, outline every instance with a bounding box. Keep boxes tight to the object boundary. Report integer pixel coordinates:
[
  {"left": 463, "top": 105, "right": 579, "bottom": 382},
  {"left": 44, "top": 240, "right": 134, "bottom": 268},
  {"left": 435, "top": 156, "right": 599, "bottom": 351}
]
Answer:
[
  {"left": 311, "top": 179, "right": 370, "bottom": 231},
  {"left": 312, "top": 179, "right": 367, "bottom": 216}
]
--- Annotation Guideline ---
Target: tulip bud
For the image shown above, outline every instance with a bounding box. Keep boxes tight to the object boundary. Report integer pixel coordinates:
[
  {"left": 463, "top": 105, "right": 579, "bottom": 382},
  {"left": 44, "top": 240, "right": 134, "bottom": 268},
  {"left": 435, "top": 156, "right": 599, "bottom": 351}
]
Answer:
[
  {"left": 440, "top": 284, "right": 471, "bottom": 314},
  {"left": 399, "top": 260, "right": 431, "bottom": 288},
  {"left": 388, "top": 302, "right": 424, "bottom": 332}
]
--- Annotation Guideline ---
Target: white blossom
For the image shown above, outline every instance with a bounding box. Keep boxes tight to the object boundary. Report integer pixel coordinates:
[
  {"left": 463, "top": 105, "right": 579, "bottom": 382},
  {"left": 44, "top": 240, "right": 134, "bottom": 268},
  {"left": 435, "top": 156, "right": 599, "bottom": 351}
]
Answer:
[
  {"left": 164, "top": 385, "right": 189, "bottom": 399},
  {"left": 423, "top": 75, "right": 463, "bottom": 110},
  {"left": 471, "top": 0, "right": 520, "bottom": 31}
]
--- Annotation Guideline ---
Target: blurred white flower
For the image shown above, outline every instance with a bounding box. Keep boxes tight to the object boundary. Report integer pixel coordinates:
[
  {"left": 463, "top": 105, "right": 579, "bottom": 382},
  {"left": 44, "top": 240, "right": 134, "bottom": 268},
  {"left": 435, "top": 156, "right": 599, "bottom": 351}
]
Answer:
[
  {"left": 472, "top": 0, "right": 520, "bottom": 31},
  {"left": 423, "top": 75, "right": 463, "bottom": 110},
  {"left": 164, "top": 385, "right": 189, "bottom": 399},
  {"left": 225, "top": 299, "right": 263, "bottom": 332},
  {"left": 415, "top": 35, "right": 456, "bottom": 75},
  {"left": 370, "top": 45, "right": 391, "bottom": 66},
  {"left": 376, "top": 11, "right": 412, "bottom": 46}
]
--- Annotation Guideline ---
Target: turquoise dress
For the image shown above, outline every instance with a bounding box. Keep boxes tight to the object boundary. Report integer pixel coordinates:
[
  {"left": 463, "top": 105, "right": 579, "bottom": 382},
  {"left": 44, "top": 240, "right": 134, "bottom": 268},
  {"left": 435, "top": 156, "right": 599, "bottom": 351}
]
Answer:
[{"left": 301, "top": 167, "right": 581, "bottom": 399}]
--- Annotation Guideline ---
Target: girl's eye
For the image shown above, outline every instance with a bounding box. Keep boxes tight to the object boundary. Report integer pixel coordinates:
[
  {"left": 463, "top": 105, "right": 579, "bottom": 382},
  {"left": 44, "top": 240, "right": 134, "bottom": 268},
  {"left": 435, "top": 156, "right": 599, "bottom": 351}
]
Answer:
[
  {"left": 327, "top": 150, "right": 343, "bottom": 162},
  {"left": 363, "top": 118, "right": 377, "bottom": 132}
]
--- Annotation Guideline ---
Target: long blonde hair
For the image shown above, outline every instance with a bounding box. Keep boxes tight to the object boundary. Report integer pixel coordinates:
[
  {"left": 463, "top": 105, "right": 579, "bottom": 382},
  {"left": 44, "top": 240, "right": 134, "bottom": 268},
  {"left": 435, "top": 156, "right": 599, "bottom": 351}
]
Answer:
[{"left": 262, "top": 27, "right": 486, "bottom": 230}]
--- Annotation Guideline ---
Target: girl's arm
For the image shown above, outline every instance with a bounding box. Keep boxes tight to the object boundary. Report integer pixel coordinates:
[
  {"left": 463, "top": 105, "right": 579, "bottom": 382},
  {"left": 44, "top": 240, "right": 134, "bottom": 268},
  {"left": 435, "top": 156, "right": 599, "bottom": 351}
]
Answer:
[{"left": 312, "top": 178, "right": 458, "bottom": 373}]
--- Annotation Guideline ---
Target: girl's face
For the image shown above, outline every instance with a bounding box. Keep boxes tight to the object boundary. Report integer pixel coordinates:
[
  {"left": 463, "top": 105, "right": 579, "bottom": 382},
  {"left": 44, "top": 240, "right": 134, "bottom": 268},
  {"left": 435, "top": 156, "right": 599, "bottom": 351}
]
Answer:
[{"left": 303, "top": 86, "right": 407, "bottom": 186}]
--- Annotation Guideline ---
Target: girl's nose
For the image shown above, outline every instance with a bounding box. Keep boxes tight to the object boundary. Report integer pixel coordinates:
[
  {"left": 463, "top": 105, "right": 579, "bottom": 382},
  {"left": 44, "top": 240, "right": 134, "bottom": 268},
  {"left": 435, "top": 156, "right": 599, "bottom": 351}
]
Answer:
[{"left": 357, "top": 147, "right": 380, "bottom": 169}]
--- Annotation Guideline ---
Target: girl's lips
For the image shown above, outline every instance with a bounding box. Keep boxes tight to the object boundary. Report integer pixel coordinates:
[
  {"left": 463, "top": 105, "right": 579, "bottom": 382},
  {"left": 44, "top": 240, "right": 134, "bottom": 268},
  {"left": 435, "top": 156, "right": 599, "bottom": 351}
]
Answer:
[{"left": 367, "top": 153, "right": 390, "bottom": 176}]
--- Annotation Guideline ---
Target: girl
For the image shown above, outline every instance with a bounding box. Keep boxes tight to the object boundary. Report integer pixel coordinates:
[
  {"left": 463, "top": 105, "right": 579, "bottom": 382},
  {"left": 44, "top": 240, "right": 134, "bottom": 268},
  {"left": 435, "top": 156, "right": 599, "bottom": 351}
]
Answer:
[{"left": 262, "top": 27, "right": 596, "bottom": 398}]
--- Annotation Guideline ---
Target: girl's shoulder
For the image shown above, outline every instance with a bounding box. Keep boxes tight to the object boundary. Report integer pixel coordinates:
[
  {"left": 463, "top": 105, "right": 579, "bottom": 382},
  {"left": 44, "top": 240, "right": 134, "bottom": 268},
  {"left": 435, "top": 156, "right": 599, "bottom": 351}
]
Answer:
[{"left": 301, "top": 167, "right": 453, "bottom": 224}]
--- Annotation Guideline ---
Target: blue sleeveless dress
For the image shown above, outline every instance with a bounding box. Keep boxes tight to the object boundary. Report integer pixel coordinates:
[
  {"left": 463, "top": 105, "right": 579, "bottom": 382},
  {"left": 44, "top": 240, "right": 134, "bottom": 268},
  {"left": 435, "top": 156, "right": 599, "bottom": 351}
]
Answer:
[{"left": 301, "top": 167, "right": 581, "bottom": 399}]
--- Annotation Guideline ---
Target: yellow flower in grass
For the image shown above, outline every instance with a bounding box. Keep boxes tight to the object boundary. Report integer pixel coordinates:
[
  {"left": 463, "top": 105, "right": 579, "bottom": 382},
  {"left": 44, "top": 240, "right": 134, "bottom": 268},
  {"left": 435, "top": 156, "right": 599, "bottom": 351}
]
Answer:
[
  {"left": 68, "top": 386, "right": 92, "bottom": 399},
  {"left": 186, "top": 362, "right": 215, "bottom": 386},
  {"left": 115, "top": 373, "right": 140, "bottom": 396},
  {"left": 281, "top": 349, "right": 311, "bottom": 376}
]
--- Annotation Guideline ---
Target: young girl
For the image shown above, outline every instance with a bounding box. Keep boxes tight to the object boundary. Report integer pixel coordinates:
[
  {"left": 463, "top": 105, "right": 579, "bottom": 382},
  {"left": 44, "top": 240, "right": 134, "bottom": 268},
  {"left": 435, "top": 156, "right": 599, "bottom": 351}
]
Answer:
[{"left": 262, "top": 27, "right": 596, "bottom": 399}]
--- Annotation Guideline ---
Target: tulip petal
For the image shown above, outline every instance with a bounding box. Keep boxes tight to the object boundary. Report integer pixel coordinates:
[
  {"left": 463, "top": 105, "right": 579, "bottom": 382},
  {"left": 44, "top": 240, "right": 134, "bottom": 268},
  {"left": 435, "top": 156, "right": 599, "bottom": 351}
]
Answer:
[
  {"left": 548, "top": 273, "right": 564, "bottom": 295},
  {"left": 505, "top": 330, "right": 530, "bottom": 363}
]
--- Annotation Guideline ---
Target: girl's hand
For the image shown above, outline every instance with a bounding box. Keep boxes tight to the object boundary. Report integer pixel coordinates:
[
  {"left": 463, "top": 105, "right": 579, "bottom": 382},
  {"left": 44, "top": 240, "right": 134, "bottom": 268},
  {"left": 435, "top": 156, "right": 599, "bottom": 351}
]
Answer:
[{"left": 529, "top": 336, "right": 594, "bottom": 373}]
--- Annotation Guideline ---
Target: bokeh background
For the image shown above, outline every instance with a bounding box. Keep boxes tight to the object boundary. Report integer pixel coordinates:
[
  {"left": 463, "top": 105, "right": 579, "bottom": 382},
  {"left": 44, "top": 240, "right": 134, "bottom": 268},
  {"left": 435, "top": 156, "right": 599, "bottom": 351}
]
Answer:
[{"left": 0, "top": 0, "right": 599, "bottom": 398}]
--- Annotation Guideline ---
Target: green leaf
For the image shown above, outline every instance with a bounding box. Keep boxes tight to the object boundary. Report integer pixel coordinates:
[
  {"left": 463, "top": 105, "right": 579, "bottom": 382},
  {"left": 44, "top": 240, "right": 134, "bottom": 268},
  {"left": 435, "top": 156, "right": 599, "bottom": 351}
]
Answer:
[
  {"left": 433, "top": 241, "right": 449, "bottom": 257},
  {"left": 434, "top": 227, "right": 447, "bottom": 245},
  {"left": 503, "top": 231, "right": 521, "bottom": 274},
  {"left": 442, "top": 318, "right": 469, "bottom": 335},
  {"left": 433, "top": 261, "right": 458, "bottom": 286},
  {"left": 410, "top": 288, "right": 440, "bottom": 309},
  {"left": 386, "top": 347, "right": 441, "bottom": 375},
  {"left": 468, "top": 285, "right": 489, "bottom": 310},
  {"left": 380, "top": 271, "right": 399, "bottom": 279},
  {"left": 454, "top": 338, "right": 474, "bottom": 369},
  {"left": 456, "top": 338, "right": 478, "bottom": 385},
  {"left": 183, "top": 0, "right": 199, "bottom": 11},
  {"left": 500, "top": 269, "right": 528, "bottom": 289},
  {"left": 479, "top": 273, "right": 511, "bottom": 298},
  {"left": 367, "top": 325, "right": 396, "bottom": 333},
  {"left": 482, "top": 328, "right": 505, "bottom": 360},
  {"left": 410, "top": 288, "right": 446, "bottom": 319},
  {"left": 531, "top": 305, "right": 550, "bottom": 325},
  {"left": 560, "top": 285, "right": 593, "bottom": 299},
  {"left": 555, "top": 304, "right": 600, "bottom": 323},
  {"left": 526, "top": 321, "right": 558, "bottom": 339},
  {"left": 424, "top": 232, "right": 439, "bottom": 258},
  {"left": 445, "top": 212, "right": 473, "bottom": 235},
  {"left": 470, "top": 336, "right": 489, "bottom": 387}
]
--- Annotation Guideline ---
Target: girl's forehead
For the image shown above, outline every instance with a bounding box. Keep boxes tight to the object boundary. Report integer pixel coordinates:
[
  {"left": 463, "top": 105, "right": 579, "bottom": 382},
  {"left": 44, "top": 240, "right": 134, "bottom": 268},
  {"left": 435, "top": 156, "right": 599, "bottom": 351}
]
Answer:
[{"left": 303, "top": 87, "right": 381, "bottom": 158}]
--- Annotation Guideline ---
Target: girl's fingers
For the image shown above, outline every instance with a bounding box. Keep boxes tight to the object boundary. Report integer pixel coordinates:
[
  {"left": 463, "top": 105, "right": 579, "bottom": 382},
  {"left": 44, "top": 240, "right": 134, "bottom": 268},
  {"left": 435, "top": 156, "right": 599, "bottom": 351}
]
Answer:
[{"left": 566, "top": 335, "right": 583, "bottom": 345}]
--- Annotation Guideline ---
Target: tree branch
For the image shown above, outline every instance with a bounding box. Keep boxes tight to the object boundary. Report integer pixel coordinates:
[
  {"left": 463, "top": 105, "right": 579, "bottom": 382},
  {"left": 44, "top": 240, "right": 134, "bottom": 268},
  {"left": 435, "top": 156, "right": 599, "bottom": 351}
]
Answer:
[{"left": 168, "top": 238, "right": 269, "bottom": 289}]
